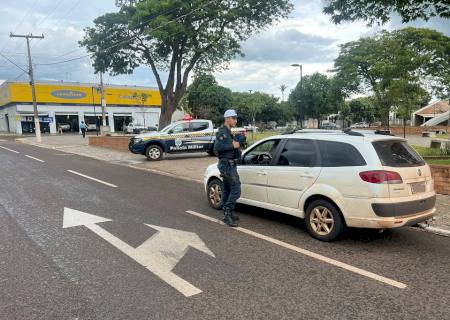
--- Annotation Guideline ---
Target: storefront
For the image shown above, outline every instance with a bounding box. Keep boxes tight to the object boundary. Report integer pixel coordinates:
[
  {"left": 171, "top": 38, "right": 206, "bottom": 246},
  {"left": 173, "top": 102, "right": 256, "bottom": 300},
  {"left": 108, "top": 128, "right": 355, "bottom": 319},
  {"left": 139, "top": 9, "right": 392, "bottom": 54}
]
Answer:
[{"left": 0, "top": 81, "right": 162, "bottom": 135}]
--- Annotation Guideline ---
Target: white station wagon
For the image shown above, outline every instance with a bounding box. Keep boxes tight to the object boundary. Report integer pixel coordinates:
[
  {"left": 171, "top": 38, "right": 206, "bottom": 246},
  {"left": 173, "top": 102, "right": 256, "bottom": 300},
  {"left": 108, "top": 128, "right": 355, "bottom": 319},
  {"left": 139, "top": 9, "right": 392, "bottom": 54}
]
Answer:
[{"left": 204, "top": 130, "right": 436, "bottom": 241}]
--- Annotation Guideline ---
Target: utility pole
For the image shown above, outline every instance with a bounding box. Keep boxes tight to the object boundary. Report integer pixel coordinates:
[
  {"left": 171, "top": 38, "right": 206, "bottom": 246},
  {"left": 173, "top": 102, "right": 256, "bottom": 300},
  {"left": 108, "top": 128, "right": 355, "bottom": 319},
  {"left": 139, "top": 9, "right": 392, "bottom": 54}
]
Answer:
[
  {"left": 99, "top": 73, "right": 107, "bottom": 127},
  {"left": 10, "top": 33, "right": 44, "bottom": 142},
  {"left": 291, "top": 64, "right": 303, "bottom": 128}
]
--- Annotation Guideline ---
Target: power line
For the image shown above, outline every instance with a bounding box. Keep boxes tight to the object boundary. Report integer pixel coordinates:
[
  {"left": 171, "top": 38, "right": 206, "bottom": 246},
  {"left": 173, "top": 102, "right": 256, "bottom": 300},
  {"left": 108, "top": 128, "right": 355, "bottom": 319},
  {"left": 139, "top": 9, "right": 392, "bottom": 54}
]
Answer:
[
  {"left": 35, "top": 0, "right": 218, "bottom": 67},
  {"left": 0, "top": 51, "right": 28, "bottom": 73}
]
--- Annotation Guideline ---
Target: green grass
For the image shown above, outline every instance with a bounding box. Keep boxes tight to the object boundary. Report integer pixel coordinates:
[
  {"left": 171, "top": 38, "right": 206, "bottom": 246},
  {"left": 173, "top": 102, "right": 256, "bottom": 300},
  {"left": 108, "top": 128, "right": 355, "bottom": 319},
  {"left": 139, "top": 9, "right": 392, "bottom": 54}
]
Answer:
[
  {"left": 246, "top": 131, "right": 281, "bottom": 145},
  {"left": 425, "top": 159, "right": 450, "bottom": 165},
  {"left": 436, "top": 134, "right": 449, "bottom": 139},
  {"left": 412, "top": 145, "right": 450, "bottom": 156}
]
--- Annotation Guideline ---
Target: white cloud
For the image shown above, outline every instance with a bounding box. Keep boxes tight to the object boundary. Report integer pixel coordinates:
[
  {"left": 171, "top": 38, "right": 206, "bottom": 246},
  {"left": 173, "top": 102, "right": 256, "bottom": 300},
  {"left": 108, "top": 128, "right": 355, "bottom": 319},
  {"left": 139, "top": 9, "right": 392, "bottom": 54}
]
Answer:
[{"left": 0, "top": 0, "right": 448, "bottom": 98}]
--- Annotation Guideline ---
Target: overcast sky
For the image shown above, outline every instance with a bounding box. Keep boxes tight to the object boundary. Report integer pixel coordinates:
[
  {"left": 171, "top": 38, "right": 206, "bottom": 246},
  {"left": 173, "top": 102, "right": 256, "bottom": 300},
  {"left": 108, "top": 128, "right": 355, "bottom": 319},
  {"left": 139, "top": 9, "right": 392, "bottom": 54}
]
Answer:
[{"left": 0, "top": 0, "right": 448, "bottom": 98}]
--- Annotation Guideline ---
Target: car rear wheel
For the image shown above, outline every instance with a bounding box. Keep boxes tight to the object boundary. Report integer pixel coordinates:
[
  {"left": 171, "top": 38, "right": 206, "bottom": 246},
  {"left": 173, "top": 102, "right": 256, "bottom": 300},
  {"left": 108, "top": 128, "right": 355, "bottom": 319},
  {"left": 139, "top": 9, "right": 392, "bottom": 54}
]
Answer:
[
  {"left": 145, "top": 145, "right": 163, "bottom": 161},
  {"left": 207, "top": 179, "right": 223, "bottom": 210},
  {"left": 305, "top": 199, "right": 345, "bottom": 241}
]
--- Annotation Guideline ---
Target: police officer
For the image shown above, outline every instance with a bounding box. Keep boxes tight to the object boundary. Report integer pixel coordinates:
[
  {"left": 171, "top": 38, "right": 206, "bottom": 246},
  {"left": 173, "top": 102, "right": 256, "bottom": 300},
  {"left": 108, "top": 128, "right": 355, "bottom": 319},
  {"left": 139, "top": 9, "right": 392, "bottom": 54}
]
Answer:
[{"left": 214, "top": 109, "right": 242, "bottom": 227}]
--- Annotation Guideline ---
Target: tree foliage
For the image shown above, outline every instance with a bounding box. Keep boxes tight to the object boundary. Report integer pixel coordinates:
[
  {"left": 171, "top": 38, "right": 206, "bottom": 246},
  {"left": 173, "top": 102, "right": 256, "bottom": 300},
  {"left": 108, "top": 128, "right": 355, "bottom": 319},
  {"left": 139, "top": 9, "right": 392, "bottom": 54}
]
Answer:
[
  {"left": 80, "top": 0, "right": 293, "bottom": 127},
  {"left": 334, "top": 27, "right": 450, "bottom": 127},
  {"left": 185, "top": 73, "right": 232, "bottom": 125},
  {"left": 289, "top": 73, "right": 342, "bottom": 127},
  {"left": 323, "top": 0, "right": 450, "bottom": 25}
]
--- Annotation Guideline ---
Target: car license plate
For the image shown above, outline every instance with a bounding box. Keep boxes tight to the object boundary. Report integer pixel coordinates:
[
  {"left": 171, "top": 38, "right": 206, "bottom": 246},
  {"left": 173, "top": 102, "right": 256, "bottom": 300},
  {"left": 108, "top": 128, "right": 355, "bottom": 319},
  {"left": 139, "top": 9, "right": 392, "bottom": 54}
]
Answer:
[{"left": 410, "top": 182, "right": 426, "bottom": 194}]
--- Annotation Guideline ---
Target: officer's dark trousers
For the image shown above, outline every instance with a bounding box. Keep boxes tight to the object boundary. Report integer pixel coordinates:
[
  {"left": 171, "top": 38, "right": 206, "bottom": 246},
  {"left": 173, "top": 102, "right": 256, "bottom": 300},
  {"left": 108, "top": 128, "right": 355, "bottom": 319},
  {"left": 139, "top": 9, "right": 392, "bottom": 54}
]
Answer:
[
  {"left": 81, "top": 129, "right": 86, "bottom": 138},
  {"left": 218, "top": 160, "right": 241, "bottom": 211}
]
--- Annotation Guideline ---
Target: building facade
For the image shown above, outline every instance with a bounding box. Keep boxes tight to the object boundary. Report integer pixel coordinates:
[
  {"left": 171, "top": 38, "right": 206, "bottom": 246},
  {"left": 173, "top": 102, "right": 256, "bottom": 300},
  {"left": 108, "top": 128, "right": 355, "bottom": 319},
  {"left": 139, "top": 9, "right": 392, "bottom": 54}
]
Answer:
[{"left": 0, "top": 81, "right": 162, "bottom": 134}]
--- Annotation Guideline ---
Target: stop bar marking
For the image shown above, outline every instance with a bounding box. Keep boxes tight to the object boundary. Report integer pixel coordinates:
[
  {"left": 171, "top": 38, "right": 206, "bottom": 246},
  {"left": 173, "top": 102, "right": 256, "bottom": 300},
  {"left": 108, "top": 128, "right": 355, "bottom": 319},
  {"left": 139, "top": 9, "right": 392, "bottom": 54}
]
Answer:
[
  {"left": 186, "top": 210, "right": 407, "bottom": 289},
  {"left": 67, "top": 170, "right": 118, "bottom": 188}
]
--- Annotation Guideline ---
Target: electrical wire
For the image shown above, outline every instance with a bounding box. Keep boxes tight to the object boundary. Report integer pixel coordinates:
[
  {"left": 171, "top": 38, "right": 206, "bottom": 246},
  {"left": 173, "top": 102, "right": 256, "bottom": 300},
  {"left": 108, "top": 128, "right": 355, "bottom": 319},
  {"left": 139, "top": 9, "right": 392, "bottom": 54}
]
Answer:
[
  {"left": 35, "top": 0, "right": 218, "bottom": 66},
  {"left": 0, "top": 52, "right": 28, "bottom": 73}
]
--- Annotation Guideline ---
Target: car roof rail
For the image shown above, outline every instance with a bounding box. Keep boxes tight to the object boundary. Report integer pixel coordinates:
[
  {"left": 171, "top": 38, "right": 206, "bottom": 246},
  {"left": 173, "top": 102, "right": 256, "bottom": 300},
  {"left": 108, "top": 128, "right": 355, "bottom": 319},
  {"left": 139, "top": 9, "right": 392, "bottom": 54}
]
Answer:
[
  {"left": 282, "top": 127, "right": 301, "bottom": 135},
  {"left": 343, "top": 128, "right": 365, "bottom": 136},
  {"left": 374, "top": 129, "right": 394, "bottom": 136}
]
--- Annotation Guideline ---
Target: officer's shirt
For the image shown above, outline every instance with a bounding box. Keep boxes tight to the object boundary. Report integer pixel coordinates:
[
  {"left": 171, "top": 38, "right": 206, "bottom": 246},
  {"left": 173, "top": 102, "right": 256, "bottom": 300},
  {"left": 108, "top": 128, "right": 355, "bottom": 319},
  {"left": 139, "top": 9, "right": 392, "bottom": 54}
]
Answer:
[{"left": 214, "top": 126, "right": 235, "bottom": 160}]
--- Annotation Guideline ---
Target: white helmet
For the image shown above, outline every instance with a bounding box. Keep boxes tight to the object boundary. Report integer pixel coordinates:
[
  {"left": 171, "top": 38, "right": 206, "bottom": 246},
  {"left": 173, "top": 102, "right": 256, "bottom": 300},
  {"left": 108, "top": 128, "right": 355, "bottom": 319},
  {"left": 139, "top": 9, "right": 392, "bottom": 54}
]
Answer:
[{"left": 224, "top": 109, "right": 237, "bottom": 118}]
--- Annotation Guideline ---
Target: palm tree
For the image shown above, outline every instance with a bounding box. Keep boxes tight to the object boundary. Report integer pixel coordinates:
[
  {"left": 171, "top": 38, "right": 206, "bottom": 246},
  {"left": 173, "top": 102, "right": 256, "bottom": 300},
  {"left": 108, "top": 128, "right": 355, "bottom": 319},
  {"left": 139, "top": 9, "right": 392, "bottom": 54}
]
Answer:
[{"left": 279, "top": 84, "right": 288, "bottom": 102}]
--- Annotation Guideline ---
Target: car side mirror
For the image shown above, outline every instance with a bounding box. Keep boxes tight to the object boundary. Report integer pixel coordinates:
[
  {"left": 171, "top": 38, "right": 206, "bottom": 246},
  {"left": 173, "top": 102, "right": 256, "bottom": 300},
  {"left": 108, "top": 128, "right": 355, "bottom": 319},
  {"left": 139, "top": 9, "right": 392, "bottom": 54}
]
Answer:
[{"left": 168, "top": 130, "right": 173, "bottom": 134}]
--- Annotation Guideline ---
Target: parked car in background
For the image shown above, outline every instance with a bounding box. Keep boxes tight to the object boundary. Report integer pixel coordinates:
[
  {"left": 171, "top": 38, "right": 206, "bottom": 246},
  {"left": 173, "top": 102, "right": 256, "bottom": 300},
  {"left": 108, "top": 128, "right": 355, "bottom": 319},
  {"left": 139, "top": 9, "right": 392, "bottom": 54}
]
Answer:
[
  {"left": 124, "top": 123, "right": 158, "bottom": 134},
  {"left": 244, "top": 125, "right": 258, "bottom": 132},
  {"left": 350, "top": 122, "right": 369, "bottom": 128},
  {"left": 58, "top": 123, "right": 71, "bottom": 131},
  {"left": 204, "top": 130, "right": 435, "bottom": 241},
  {"left": 86, "top": 123, "right": 97, "bottom": 131},
  {"left": 321, "top": 122, "right": 341, "bottom": 130}
]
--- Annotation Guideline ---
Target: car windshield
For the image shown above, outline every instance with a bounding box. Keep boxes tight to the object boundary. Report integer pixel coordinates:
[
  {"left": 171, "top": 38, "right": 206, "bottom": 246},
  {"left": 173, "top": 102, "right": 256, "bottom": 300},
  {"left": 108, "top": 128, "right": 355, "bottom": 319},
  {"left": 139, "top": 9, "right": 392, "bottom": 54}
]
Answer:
[
  {"left": 372, "top": 140, "right": 425, "bottom": 167},
  {"left": 160, "top": 124, "right": 175, "bottom": 132}
]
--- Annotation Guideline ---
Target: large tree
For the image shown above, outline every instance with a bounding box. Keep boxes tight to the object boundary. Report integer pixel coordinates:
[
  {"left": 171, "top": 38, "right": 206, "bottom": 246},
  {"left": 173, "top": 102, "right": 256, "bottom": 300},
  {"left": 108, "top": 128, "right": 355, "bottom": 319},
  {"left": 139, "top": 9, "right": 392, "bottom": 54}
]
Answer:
[
  {"left": 80, "top": 0, "right": 292, "bottom": 127},
  {"left": 334, "top": 28, "right": 450, "bottom": 128},
  {"left": 323, "top": 0, "right": 450, "bottom": 25},
  {"left": 185, "top": 73, "right": 232, "bottom": 125},
  {"left": 289, "top": 73, "right": 341, "bottom": 128}
]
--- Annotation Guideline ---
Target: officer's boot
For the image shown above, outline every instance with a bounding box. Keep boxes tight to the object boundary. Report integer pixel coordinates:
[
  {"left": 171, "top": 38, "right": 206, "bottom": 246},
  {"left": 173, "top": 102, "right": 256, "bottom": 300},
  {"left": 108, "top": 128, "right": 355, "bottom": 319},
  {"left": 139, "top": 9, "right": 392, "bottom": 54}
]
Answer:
[
  {"left": 223, "top": 208, "right": 238, "bottom": 227},
  {"left": 231, "top": 210, "right": 239, "bottom": 221}
]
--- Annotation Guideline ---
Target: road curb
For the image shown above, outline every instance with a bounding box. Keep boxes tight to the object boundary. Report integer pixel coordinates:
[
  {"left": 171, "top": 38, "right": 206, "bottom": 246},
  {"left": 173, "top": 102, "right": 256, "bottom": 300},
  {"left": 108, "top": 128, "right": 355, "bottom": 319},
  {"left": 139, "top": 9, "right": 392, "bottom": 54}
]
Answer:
[{"left": 416, "top": 223, "right": 450, "bottom": 237}]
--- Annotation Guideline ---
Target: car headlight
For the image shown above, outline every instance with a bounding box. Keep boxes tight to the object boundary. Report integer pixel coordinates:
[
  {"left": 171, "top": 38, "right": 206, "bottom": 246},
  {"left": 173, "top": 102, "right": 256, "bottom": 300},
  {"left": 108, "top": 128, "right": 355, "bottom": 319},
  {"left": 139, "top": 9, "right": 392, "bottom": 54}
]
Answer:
[{"left": 133, "top": 138, "right": 143, "bottom": 144}]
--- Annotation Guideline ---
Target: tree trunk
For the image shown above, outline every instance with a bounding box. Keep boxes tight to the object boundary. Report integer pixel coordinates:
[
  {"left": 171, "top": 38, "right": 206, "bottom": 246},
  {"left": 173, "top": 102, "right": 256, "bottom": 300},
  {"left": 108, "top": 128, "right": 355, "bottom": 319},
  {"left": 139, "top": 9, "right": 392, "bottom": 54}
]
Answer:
[{"left": 159, "top": 95, "right": 176, "bottom": 129}]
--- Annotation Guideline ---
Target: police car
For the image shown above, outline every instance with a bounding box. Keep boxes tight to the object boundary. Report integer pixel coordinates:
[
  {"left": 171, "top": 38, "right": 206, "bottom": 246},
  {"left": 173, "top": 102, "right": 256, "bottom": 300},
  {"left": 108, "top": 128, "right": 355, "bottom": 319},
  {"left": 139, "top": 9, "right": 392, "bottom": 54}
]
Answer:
[{"left": 128, "top": 118, "right": 245, "bottom": 161}]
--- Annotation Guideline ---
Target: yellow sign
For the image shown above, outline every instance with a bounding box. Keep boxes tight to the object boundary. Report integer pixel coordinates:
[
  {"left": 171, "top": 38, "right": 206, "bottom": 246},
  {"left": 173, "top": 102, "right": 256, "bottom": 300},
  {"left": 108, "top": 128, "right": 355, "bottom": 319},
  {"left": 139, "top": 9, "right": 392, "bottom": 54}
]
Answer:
[{"left": 0, "top": 82, "right": 161, "bottom": 107}]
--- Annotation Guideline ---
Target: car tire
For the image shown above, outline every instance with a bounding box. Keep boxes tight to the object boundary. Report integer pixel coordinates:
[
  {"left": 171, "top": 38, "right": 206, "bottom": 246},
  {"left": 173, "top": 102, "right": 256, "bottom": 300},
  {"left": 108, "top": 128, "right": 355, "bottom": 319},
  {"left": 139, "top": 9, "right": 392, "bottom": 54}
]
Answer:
[
  {"left": 305, "top": 199, "right": 346, "bottom": 241},
  {"left": 207, "top": 179, "right": 223, "bottom": 210},
  {"left": 145, "top": 145, "right": 164, "bottom": 161}
]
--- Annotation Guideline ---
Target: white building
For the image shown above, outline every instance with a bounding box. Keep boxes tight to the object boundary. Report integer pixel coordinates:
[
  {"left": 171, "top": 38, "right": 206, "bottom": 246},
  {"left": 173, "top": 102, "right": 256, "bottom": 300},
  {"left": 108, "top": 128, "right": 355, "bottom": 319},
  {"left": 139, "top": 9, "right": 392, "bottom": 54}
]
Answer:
[{"left": 0, "top": 81, "right": 163, "bottom": 135}]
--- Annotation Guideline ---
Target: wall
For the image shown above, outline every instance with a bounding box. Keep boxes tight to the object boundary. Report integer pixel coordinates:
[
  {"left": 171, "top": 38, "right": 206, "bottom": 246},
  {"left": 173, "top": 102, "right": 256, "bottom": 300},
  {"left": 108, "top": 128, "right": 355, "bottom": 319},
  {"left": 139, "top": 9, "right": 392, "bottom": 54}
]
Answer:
[
  {"left": 365, "top": 126, "right": 448, "bottom": 135},
  {"left": 430, "top": 165, "right": 450, "bottom": 195},
  {"left": 89, "top": 136, "right": 130, "bottom": 151}
]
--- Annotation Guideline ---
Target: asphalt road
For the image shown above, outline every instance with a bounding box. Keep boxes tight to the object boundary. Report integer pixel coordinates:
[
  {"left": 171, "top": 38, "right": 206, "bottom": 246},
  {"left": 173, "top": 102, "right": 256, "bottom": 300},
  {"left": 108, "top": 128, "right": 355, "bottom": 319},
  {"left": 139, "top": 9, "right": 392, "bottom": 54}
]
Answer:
[{"left": 0, "top": 139, "right": 449, "bottom": 320}]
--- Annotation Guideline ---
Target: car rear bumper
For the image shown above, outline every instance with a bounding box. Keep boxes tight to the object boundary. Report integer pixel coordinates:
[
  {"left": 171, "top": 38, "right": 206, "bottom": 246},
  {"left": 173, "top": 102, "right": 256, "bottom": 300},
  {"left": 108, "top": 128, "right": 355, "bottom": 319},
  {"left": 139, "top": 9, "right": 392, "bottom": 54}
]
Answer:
[{"left": 343, "top": 193, "right": 436, "bottom": 229}]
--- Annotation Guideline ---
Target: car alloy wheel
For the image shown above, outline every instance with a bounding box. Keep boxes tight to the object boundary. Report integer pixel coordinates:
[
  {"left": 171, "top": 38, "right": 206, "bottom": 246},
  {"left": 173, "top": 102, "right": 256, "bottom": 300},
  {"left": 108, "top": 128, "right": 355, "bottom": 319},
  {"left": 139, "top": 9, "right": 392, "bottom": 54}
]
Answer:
[
  {"left": 309, "top": 206, "right": 334, "bottom": 236},
  {"left": 305, "top": 199, "right": 345, "bottom": 241},
  {"left": 207, "top": 179, "right": 223, "bottom": 210},
  {"left": 145, "top": 145, "right": 163, "bottom": 161}
]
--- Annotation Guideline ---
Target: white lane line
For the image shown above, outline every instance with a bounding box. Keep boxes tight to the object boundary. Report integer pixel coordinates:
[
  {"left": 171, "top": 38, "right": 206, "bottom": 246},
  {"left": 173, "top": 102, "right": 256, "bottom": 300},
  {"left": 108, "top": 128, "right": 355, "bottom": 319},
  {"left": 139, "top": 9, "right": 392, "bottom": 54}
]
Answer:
[
  {"left": 0, "top": 139, "right": 5, "bottom": 142},
  {"left": 25, "top": 155, "right": 45, "bottom": 163},
  {"left": 67, "top": 170, "right": 118, "bottom": 188},
  {"left": 0, "top": 145, "right": 20, "bottom": 153},
  {"left": 186, "top": 210, "right": 407, "bottom": 289}
]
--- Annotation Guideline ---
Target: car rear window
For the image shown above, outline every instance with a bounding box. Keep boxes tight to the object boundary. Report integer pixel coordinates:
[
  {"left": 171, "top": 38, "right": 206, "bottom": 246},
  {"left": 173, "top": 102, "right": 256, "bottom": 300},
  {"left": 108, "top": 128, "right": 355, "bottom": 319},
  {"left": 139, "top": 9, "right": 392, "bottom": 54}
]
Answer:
[
  {"left": 372, "top": 140, "right": 425, "bottom": 167},
  {"left": 317, "top": 140, "right": 366, "bottom": 167}
]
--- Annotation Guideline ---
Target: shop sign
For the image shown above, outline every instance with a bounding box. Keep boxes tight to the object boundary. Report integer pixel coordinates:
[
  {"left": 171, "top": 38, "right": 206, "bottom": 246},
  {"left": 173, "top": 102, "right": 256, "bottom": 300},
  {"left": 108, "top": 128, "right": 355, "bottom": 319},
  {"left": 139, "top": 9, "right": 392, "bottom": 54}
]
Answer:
[{"left": 51, "top": 90, "right": 87, "bottom": 100}]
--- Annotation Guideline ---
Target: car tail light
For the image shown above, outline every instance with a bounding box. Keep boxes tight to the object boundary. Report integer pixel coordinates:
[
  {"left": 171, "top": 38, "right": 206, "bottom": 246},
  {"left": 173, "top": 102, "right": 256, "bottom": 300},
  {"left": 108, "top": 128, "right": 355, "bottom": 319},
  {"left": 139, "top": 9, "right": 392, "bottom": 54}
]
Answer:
[{"left": 359, "top": 170, "right": 403, "bottom": 184}]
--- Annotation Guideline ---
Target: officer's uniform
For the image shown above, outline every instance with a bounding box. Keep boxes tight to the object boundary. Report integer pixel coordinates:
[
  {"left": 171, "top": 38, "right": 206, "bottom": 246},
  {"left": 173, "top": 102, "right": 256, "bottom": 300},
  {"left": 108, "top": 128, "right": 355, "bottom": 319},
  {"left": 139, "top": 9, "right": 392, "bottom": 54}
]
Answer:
[{"left": 214, "top": 125, "right": 241, "bottom": 225}]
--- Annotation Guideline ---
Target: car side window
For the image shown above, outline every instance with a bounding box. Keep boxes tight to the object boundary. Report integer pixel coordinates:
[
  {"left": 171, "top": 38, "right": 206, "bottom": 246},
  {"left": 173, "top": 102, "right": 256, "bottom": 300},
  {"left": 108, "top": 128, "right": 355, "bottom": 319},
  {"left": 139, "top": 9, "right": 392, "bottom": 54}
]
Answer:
[
  {"left": 191, "top": 122, "right": 209, "bottom": 132},
  {"left": 171, "top": 123, "right": 190, "bottom": 134},
  {"left": 277, "top": 139, "right": 317, "bottom": 167},
  {"left": 242, "top": 139, "right": 281, "bottom": 166},
  {"left": 317, "top": 140, "right": 366, "bottom": 167}
]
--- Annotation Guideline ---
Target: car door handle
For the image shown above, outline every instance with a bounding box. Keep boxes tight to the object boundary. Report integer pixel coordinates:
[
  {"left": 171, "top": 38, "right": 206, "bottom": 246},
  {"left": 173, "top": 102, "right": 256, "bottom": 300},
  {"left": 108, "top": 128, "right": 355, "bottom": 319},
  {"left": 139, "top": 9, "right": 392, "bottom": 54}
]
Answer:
[
  {"left": 300, "top": 175, "right": 314, "bottom": 179},
  {"left": 257, "top": 170, "right": 267, "bottom": 176}
]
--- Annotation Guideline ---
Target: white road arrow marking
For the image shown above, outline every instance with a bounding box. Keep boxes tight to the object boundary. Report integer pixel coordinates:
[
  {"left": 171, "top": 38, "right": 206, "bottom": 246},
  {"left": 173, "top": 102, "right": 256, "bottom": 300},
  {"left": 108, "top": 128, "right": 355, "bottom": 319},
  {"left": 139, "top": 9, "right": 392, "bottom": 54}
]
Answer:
[{"left": 63, "top": 208, "right": 215, "bottom": 297}]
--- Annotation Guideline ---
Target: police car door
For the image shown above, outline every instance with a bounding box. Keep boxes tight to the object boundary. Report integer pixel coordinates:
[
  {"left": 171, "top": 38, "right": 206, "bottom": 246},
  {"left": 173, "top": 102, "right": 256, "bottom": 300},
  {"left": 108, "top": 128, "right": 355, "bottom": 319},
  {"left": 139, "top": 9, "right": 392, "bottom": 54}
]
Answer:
[
  {"left": 189, "top": 121, "right": 213, "bottom": 151},
  {"left": 166, "top": 122, "right": 191, "bottom": 153}
]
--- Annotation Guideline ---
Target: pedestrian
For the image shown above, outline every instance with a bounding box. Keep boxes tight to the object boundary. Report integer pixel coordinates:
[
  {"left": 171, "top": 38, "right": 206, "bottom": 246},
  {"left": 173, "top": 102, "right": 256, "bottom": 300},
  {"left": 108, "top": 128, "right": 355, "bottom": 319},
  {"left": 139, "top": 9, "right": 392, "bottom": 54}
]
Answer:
[
  {"left": 214, "top": 109, "right": 242, "bottom": 227},
  {"left": 80, "top": 121, "right": 87, "bottom": 138}
]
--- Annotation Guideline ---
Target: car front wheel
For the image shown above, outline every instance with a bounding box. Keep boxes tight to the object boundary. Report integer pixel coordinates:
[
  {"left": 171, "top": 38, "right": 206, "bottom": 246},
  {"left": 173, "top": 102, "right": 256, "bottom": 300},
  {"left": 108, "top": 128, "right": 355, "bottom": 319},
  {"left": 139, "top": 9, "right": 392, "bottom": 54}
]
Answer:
[
  {"left": 305, "top": 199, "right": 345, "bottom": 241},
  {"left": 145, "top": 145, "right": 163, "bottom": 161},
  {"left": 207, "top": 179, "right": 223, "bottom": 210}
]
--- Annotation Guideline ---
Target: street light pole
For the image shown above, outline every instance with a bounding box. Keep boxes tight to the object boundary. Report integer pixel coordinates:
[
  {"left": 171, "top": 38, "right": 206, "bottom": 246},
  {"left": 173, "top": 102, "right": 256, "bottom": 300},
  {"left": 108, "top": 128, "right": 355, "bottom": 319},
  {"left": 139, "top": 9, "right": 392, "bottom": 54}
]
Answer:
[{"left": 291, "top": 64, "right": 303, "bottom": 128}]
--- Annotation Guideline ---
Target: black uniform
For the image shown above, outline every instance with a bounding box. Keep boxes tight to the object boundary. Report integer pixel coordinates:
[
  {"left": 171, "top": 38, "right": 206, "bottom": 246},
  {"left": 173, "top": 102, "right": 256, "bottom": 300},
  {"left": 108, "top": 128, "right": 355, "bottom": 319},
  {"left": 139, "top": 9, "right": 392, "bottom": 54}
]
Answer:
[{"left": 214, "top": 126, "right": 242, "bottom": 213}]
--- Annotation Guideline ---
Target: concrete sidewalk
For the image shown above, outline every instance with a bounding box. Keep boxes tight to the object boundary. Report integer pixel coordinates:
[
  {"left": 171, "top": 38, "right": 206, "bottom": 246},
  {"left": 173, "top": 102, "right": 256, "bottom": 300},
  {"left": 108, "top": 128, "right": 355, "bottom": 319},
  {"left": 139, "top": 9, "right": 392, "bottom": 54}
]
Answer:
[{"left": 17, "top": 135, "right": 450, "bottom": 234}]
